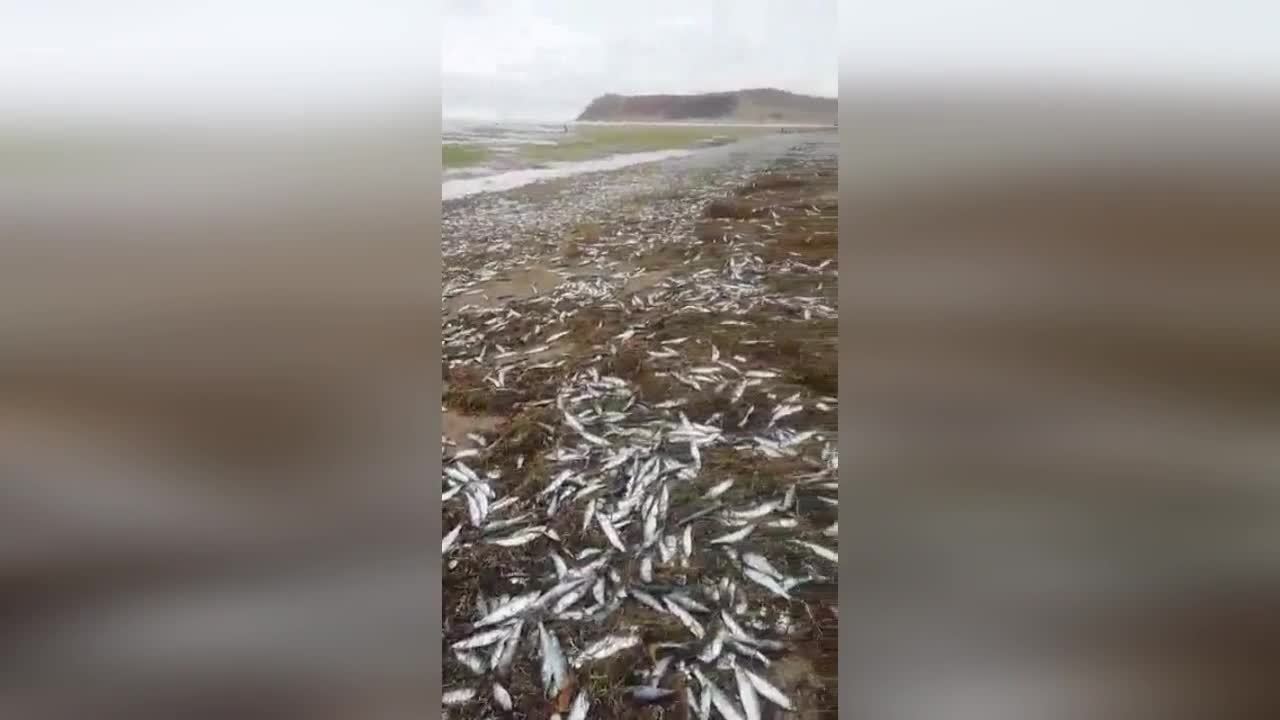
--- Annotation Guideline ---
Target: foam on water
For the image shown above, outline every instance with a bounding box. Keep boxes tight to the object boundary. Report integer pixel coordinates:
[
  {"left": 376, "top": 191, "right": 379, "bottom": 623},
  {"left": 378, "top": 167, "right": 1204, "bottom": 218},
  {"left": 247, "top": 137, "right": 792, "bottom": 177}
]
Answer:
[{"left": 442, "top": 148, "right": 695, "bottom": 201}]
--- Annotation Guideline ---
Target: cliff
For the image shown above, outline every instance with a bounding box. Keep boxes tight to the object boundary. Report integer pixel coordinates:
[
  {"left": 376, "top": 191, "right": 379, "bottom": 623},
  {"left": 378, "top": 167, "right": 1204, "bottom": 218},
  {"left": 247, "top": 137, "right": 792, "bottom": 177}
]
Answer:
[{"left": 576, "top": 88, "right": 836, "bottom": 124}]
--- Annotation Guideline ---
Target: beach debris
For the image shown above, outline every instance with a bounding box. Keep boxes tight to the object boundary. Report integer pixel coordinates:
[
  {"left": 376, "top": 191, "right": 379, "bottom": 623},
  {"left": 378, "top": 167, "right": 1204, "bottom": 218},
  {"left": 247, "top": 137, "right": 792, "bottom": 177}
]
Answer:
[{"left": 442, "top": 135, "right": 838, "bottom": 716}]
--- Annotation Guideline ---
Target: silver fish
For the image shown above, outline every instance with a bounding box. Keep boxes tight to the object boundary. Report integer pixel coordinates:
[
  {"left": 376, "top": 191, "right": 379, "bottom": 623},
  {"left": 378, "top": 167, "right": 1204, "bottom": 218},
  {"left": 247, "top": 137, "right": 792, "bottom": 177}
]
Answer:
[
  {"left": 734, "top": 667, "right": 762, "bottom": 720},
  {"left": 688, "top": 687, "right": 707, "bottom": 720},
  {"left": 703, "top": 478, "right": 735, "bottom": 499},
  {"left": 487, "top": 527, "right": 544, "bottom": 547},
  {"left": 709, "top": 524, "right": 755, "bottom": 545},
  {"left": 698, "top": 629, "right": 725, "bottom": 663},
  {"left": 596, "top": 512, "right": 628, "bottom": 552},
  {"left": 452, "top": 624, "right": 515, "bottom": 651},
  {"left": 727, "top": 500, "right": 776, "bottom": 521},
  {"left": 741, "top": 552, "right": 783, "bottom": 579},
  {"left": 743, "top": 668, "right": 795, "bottom": 710},
  {"left": 475, "top": 590, "right": 540, "bottom": 628},
  {"left": 453, "top": 649, "right": 487, "bottom": 675},
  {"left": 442, "top": 523, "right": 463, "bottom": 554},
  {"left": 492, "top": 682, "right": 513, "bottom": 711},
  {"left": 552, "top": 583, "right": 588, "bottom": 615},
  {"left": 639, "top": 554, "right": 654, "bottom": 582},
  {"left": 822, "top": 521, "right": 838, "bottom": 537},
  {"left": 567, "top": 690, "right": 590, "bottom": 720},
  {"left": 573, "top": 632, "right": 640, "bottom": 668},
  {"left": 663, "top": 596, "right": 705, "bottom": 639},
  {"left": 742, "top": 567, "right": 792, "bottom": 599},
  {"left": 538, "top": 622, "right": 569, "bottom": 697},
  {"left": 705, "top": 677, "right": 746, "bottom": 720},
  {"left": 767, "top": 404, "right": 802, "bottom": 427},
  {"left": 626, "top": 685, "right": 677, "bottom": 704},
  {"left": 582, "top": 497, "right": 598, "bottom": 533},
  {"left": 667, "top": 591, "right": 712, "bottom": 614},
  {"left": 442, "top": 687, "right": 475, "bottom": 706},
  {"left": 490, "top": 620, "right": 523, "bottom": 675},
  {"left": 630, "top": 587, "right": 667, "bottom": 614},
  {"left": 791, "top": 539, "right": 838, "bottom": 563},
  {"left": 550, "top": 551, "right": 569, "bottom": 578}
]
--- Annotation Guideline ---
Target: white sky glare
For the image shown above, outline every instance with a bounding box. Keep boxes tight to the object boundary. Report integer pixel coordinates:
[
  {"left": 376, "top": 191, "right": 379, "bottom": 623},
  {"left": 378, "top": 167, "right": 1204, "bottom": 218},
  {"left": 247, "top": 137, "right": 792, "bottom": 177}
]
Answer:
[
  {"left": 1, "top": 1, "right": 1275, "bottom": 124},
  {"left": 442, "top": 0, "right": 839, "bottom": 121}
]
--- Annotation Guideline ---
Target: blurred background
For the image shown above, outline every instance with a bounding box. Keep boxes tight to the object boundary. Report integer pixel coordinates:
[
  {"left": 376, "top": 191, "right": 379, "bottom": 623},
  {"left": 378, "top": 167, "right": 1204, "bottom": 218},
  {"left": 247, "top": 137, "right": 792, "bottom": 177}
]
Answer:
[
  {"left": 0, "top": 3, "right": 440, "bottom": 719},
  {"left": 840, "top": 2, "right": 1280, "bottom": 719}
]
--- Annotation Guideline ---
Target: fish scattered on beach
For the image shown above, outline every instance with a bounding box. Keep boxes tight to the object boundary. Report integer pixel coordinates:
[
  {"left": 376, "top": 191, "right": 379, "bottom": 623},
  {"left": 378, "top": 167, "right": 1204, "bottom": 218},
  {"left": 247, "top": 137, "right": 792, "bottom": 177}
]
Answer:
[{"left": 441, "top": 141, "right": 839, "bottom": 713}]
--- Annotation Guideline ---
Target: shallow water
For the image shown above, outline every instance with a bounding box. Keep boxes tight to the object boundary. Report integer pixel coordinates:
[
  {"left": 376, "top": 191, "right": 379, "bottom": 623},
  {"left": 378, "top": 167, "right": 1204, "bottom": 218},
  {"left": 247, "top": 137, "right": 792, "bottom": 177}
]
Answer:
[{"left": 441, "top": 148, "right": 696, "bottom": 200}]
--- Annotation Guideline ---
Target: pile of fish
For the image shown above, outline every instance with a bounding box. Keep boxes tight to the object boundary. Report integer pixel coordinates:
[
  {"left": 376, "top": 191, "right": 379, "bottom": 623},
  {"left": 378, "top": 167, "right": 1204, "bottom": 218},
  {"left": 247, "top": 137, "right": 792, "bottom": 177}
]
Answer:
[{"left": 443, "top": 138, "right": 839, "bottom": 718}]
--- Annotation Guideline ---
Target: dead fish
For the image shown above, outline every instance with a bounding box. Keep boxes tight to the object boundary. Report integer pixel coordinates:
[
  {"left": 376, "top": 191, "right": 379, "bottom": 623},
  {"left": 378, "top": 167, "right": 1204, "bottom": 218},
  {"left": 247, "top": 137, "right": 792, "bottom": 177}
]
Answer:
[
  {"left": 791, "top": 539, "right": 838, "bottom": 563},
  {"left": 443, "top": 687, "right": 476, "bottom": 706},
  {"left": 768, "top": 404, "right": 803, "bottom": 427},
  {"left": 630, "top": 587, "right": 668, "bottom": 614},
  {"left": 567, "top": 690, "right": 590, "bottom": 720},
  {"left": 734, "top": 667, "right": 762, "bottom": 720},
  {"left": 741, "top": 552, "right": 784, "bottom": 579},
  {"left": 822, "top": 521, "right": 838, "bottom": 537},
  {"left": 538, "top": 622, "right": 569, "bottom": 697},
  {"left": 698, "top": 629, "right": 725, "bottom": 663},
  {"left": 763, "top": 518, "right": 798, "bottom": 529},
  {"left": 709, "top": 524, "right": 755, "bottom": 545},
  {"left": 667, "top": 591, "right": 712, "bottom": 614},
  {"left": 475, "top": 590, "right": 541, "bottom": 628},
  {"left": 442, "top": 523, "right": 464, "bottom": 554},
  {"left": 744, "top": 369, "right": 779, "bottom": 379},
  {"left": 550, "top": 551, "right": 569, "bottom": 578},
  {"left": 703, "top": 478, "right": 735, "bottom": 499},
  {"left": 492, "top": 681, "right": 513, "bottom": 710},
  {"left": 452, "top": 624, "right": 515, "bottom": 651},
  {"left": 453, "top": 649, "right": 488, "bottom": 675},
  {"left": 551, "top": 582, "right": 588, "bottom": 615},
  {"left": 663, "top": 596, "right": 705, "bottom": 639},
  {"left": 742, "top": 567, "right": 792, "bottom": 599},
  {"left": 727, "top": 500, "right": 777, "bottom": 521},
  {"left": 487, "top": 527, "right": 545, "bottom": 547},
  {"left": 596, "top": 511, "right": 628, "bottom": 552},
  {"left": 491, "top": 620, "right": 523, "bottom": 675},
  {"left": 743, "top": 668, "right": 795, "bottom": 711},
  {"left": 625, "top": 685, "right": 677, "bottom": 704},
  {"left": 572, "top": 632, "right": 641, "bottom": 668},
  {"left": 704, "top": 676, "right": 746, "bottom": 720}
]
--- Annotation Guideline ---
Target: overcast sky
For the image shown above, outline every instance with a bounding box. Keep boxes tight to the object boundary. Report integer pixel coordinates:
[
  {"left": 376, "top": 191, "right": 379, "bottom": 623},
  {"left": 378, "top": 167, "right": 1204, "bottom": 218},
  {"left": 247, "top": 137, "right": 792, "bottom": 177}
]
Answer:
[
  {"left": 0, "top": 1, "right": 1275, "bottom": 124},
  {"left": 442, "top": 0, "right": 838, "bottom": 121}
]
